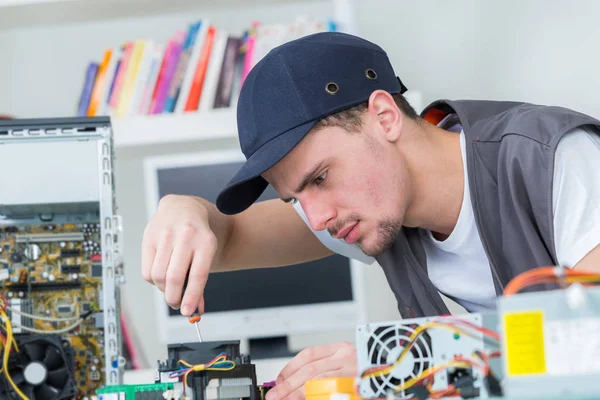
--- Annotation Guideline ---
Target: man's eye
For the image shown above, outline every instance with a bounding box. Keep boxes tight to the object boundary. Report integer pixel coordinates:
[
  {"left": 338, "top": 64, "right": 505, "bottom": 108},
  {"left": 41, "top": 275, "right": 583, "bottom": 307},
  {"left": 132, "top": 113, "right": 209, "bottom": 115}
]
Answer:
[{"left": 314, "top": 171, "right": 327, "bottom": 186}]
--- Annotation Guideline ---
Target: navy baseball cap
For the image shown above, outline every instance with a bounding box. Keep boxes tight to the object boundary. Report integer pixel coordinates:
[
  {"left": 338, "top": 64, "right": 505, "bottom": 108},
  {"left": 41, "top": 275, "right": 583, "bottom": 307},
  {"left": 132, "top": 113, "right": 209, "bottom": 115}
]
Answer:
[{"left": 216, "top": 31, "right": 407, "bottom": 215}]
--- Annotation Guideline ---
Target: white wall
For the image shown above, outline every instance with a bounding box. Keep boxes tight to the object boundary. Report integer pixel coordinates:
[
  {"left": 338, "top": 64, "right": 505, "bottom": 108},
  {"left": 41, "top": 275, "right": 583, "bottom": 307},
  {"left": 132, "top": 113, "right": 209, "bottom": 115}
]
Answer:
[
  {"left": 355, "top": 0, "right": 479, "bottom": 108},
  {"left": 356, "top": 0, "right": 600, "bottom": 117},
  {"left": 472, "top": 0, "right": 600, "bottom": 118}
]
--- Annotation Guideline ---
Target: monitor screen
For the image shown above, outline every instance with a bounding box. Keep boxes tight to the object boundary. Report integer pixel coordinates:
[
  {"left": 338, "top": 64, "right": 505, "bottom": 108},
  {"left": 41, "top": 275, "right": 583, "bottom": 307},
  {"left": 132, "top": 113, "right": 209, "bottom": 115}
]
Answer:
[{"left": 156, "top": 160, "right": 354, "bottom": 315}]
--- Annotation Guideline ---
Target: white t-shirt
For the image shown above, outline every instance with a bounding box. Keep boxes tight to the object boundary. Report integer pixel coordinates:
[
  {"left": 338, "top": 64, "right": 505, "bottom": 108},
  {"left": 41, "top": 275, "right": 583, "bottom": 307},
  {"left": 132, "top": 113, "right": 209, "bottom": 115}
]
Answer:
[
  {"left": 424, "top": 124, "right": 600, "bottom": 312},
  {"left": 295, "top": 123, "right": 600, "bottom": 313}
]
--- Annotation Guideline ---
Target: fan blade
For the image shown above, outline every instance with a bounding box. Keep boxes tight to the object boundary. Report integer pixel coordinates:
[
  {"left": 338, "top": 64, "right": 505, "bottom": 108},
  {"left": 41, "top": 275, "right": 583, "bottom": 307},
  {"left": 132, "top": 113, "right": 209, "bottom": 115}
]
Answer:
[
  {"left": 43, "top": 346, "right": 64, "bottom": 371},
  {"left": 35, "top": 383, "right": 61, "bottom": 400},
  {"left": 47, "top": 367, "right": 69, "bottom": 388},
  {"left": 11, "top": 370, "right": 25, "bottom": 386},
  {"left": 22, "top": 384, "right": 35, "bottom": 400},
  {"left": 24, "top": 343, "right": 46, "bottom": 362}
]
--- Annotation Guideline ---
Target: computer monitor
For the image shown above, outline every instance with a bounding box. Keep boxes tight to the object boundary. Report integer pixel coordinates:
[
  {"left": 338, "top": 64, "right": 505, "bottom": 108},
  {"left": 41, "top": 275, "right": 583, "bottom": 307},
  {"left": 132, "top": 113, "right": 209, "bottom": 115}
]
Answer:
[{"left": 144, "top": 148, "right": 369, "bottom": 349}]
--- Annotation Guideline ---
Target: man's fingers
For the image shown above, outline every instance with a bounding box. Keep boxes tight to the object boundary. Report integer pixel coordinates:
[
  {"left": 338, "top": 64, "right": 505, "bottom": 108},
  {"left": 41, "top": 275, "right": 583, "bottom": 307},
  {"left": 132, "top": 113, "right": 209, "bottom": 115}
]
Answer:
[
  {"left": 180, "top": 236, "right": 216, "bottom": 316},
  {"left": 270, "top": 357, "right": 342, "bottom": 400},
  {"left": 277, "top": 344, "right": 341, "bottom": 384},
  {"left": 150, "top": 238, "right": 173, "bottom": 292},
  {"left": 164, "top": 244, "right": 194, "bottom": 310},
  {"left": 141, "top": 237, "right": 156, "bottom": 283}
]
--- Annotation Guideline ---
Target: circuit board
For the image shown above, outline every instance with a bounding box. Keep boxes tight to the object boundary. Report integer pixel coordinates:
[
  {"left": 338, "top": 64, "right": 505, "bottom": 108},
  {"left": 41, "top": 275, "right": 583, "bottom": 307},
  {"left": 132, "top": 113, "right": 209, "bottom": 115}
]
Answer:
[{"left": 1, "top": 221, "right": 106, "bottom": 398}]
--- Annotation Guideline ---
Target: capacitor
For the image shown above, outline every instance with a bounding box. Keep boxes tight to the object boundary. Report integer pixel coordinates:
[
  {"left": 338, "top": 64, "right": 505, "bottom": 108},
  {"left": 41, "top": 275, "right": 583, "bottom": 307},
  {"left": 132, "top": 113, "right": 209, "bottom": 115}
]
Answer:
[
  {"left": 72, "top": 274, "right": 78, "bottom": 280},
  {"left": 24, "top": 243, "right": 42, "bottom": 261},
  {"left": 7, "top": 292, "right": 13, "bottom": 297},
  {"left": 90, "top": 365, "right": 97, "bottom": 371},
  {"left": 46, "top": 310, "right": 51, "bottom": 315},
  {"left": 42, "top": 272, "right": 49, "bottom": 279},
  {"left": 48, "top": 274, "right": 55, "bottom": 281},
  {"left": 18, "top": 291, "right": 24, "bottom": 297},
  {"left": 60, "top": 242, "right": 67, "bottom": 248},
  {"left": 11, "top": 276, "right": 18, "bottom": 283},
  {"left": 93, "top": 358, "right": 99, "bottom": 364},
  {"left": 84, "top": 224, "right": 88, "bottom": 229},
  {"left": 0, "top": 247, "right": 3, "bottom": 254}
]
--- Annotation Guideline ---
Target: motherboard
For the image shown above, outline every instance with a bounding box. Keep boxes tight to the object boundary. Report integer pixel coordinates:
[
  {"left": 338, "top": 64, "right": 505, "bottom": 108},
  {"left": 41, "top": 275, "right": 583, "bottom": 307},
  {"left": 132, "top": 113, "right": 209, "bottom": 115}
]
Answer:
[
  {"left": 0, "top": 116, "right": 123, "bottom": 400},
  {"left": 1, "top": 222, "right": 107, "bottom": 398}
]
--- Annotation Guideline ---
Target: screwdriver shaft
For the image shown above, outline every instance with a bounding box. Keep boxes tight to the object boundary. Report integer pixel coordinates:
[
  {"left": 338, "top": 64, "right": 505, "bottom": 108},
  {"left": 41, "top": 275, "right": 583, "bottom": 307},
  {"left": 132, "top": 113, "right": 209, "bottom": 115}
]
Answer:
[{"left": 194, "top": 321, "right": 203, "bottom": 342}]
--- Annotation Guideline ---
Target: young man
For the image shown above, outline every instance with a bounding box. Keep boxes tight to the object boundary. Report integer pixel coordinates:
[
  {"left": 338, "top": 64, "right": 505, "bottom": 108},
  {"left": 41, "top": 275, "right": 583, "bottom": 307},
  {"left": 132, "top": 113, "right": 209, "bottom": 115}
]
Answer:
[{"left": 142, "top": 32, "right": 600, "bottom": 400}]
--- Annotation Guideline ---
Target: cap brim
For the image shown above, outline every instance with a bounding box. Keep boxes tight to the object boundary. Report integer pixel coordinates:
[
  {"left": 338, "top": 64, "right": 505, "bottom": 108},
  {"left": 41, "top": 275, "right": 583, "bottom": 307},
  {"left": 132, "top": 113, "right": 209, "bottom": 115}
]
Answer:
[{"left": 216, "top": 119, "right": 318, "bottom": 215}]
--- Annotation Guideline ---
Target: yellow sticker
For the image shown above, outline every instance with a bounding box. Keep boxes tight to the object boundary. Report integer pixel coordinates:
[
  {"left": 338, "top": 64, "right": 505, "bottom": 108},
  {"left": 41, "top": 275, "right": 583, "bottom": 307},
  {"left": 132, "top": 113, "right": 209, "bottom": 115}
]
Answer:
[{"left": 504, "top": 310, "right": 546, "bottom": 376}]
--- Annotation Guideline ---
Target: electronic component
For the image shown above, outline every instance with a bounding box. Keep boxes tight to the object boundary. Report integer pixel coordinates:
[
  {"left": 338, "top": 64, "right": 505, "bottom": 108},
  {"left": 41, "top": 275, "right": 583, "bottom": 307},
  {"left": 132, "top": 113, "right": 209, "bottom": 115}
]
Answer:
[
  {"left": 355, "top": 313, "right": 502, "bottom": 399},
  {"left": 0, "top": 116, "right": 124, "bottom": 399},
  {"left": 96, "top": 383, "right": 178, "bottom": 399},
  {"left": 156, "top": 341, "right": 260, "bottom": 400},
  {"left": 498, "top": 266, "right": 600, "bottom": 399},
  {"left": 0, "top": 334, "right": 77, "bottom": 400}
]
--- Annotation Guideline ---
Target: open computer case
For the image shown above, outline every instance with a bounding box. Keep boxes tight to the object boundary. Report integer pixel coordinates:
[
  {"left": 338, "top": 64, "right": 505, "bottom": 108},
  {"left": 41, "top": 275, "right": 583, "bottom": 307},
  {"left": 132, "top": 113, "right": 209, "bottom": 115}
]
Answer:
[{"left": 0, "top": 117, "right": 124, "bottom": 399}]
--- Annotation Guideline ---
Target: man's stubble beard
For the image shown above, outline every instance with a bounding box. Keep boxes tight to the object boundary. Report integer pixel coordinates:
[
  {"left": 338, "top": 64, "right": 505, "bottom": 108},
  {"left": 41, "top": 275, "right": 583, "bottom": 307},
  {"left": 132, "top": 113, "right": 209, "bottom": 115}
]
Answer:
[{"left": 360, "top": 217, "right": 403, "bottom": 257}]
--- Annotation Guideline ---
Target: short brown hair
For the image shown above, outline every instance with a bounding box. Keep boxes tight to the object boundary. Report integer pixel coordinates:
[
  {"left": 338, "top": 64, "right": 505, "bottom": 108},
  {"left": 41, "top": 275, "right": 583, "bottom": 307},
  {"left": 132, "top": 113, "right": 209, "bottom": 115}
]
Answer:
[{"left": 312, "top": 92, "right": 420, "bottom": 133}]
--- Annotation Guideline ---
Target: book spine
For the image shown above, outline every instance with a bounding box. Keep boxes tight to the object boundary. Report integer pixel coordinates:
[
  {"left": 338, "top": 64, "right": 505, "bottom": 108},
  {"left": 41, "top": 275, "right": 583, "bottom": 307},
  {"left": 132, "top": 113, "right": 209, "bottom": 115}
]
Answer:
[
  {"left": 184, "top": 25, "right": 217, "bottom": 112},
  {"left": 149, "top": 32, "right": 185, "bottom": 114},
  {"left": 213, "top": 36, "right": 242, "bottom": 109},
  {"left": 86, "top": 49, "right": 112, "bottom": 116},
  {"left": 77, "top": 62, "right": 99, "bottom": 117},
  {"left": 163, "top": 21, "right": 201, "bottom": 113}
]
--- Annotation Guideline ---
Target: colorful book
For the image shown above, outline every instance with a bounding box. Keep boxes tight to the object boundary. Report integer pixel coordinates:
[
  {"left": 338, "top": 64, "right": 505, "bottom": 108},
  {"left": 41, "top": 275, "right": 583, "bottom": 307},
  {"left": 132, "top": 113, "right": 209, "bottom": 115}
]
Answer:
[
  {"left": 163, "top": 21, "right": 201, "bottom": 113},
  {"left": 176, "top": 20, "right": 210, "bottom": 113},
  {"left": 213, "top": 36, "right": 242, "bottom": 109},
  {"left": 77, "top": 62, "right": 99, "bottom": 117},
  {"left": 149, "top": 32, "right": 185, "bottom": 114},
  {"left": 184, "top": 25, "right": 217, "bottom": 112},
  {"left": 107, "top": 42, "right": 133, "bottom": 113},
  {"left": 116, "top": 40, "right": 148, "bottom": 118},
  {"left": 86, "top": 49, "right": 112, "bottom": 117},
  {"left": 198, "top": 29, "right": 228, "bottom": 112},
  {"left": 137, "top": 44, "right": 164, "bottom": 115}
]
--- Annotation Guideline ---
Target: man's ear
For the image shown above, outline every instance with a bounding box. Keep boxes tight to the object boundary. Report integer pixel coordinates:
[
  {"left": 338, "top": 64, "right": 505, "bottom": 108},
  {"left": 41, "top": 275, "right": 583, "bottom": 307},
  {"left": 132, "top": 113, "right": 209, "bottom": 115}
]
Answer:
[{"left": 367, "top": 90, "right": 403, "bottom": 142}]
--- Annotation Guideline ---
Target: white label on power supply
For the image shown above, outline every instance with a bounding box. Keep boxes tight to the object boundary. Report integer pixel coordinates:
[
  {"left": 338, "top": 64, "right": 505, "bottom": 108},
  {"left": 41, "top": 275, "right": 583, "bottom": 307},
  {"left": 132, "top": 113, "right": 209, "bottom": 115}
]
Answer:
[{"left": 544, "top": 317, "right": 600, "bottom": 375}]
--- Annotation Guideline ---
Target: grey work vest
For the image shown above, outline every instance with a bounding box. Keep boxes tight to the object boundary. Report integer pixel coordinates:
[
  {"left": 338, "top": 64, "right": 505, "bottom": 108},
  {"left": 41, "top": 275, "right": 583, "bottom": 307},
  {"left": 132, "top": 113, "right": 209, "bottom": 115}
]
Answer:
[{"left": 376, "top": 99, "right": 600, "bottom": 318}]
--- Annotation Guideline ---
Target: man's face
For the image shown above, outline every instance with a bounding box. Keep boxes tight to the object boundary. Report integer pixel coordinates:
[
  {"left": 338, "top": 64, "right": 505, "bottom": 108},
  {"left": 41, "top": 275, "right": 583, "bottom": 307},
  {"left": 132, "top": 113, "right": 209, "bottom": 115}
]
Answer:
[{"left": 263, "top": 118, "right": 412, "bottom": 256}]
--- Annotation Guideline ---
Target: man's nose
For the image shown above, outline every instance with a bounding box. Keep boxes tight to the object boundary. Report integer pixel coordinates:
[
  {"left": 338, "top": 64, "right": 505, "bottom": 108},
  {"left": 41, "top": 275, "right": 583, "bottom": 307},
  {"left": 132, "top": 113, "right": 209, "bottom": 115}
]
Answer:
[{"left": 301, "top": 196, "right": 336, "bottom": 232}]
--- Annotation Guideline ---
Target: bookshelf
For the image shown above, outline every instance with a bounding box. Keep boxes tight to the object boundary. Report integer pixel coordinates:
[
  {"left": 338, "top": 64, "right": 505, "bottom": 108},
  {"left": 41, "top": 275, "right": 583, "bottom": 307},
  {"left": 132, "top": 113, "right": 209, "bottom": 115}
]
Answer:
[
  {"left": 0, "top": 0, "right": 358, "bottom": 147},
  {"left": 112, "top": 108, "right": 238, "bottom": 148}
]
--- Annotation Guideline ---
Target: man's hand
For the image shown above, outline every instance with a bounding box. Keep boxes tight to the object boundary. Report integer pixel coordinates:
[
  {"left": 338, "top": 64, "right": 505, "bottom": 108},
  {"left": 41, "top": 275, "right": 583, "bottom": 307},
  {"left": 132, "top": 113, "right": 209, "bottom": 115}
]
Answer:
[
  {"left": 266, "top": 342, "right": 357, "bottom": 400},
  {"left": 141, "top": 195, "right": 219, "bottom": 316}
]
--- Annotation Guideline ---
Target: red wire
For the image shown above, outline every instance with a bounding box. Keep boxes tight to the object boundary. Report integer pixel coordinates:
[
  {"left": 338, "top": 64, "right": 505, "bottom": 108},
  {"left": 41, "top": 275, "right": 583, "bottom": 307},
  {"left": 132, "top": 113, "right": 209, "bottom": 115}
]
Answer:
[
  {"left": 120, "top": 313, "right": 141, "bottom": 370},
  {"left": 0, "top": 293, "right": 7, "bottom": 311}
]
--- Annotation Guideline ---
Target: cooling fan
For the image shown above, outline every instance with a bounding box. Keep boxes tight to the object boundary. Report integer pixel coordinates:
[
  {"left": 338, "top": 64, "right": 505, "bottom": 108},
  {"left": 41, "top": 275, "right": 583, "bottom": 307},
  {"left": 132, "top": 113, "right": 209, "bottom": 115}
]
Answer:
[
  {"left": 1, "top": 334, "right": 76, "bottom": 400},
  {"left": 360, "top": 323, "right": 433, "bottom": 398}
]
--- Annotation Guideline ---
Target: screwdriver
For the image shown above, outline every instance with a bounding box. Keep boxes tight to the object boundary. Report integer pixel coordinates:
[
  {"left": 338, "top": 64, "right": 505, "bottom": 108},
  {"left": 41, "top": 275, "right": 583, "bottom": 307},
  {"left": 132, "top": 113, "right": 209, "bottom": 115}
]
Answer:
[
  {"left": 182, "top": 270, "right": 203, "bottom": 342},
  {"left": 189, "top": 312, "right": 203, "bottom": 342}
]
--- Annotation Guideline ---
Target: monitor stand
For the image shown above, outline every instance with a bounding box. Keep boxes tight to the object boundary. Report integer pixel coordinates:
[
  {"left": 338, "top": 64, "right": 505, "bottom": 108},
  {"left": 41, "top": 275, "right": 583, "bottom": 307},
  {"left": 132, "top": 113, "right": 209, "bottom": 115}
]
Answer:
[{"left": 249, "top": 336, "right": 297, "bottom": 360}]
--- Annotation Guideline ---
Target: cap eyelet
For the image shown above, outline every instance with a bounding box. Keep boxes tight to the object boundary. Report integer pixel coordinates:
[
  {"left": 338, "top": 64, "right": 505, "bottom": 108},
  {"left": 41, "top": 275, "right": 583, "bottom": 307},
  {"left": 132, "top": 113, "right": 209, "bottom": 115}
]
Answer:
[
  {"left": 365, "top": 68, "right": 377, "bottom": 80},
  {"left": 325, "top": 82, "right": 339, "bottom": 95}
]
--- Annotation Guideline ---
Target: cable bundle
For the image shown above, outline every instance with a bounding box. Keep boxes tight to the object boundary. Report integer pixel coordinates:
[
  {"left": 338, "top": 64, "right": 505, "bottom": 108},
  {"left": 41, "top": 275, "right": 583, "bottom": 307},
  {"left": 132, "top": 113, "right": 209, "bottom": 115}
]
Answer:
[
  {"left": 168, "top": 352, "right": 237, "bottom": 395},
  {"left": 504, "top": 266, "right": 600, "bottom": 295},
  {"left": 358, "top": 317, "right": 501, "bottom": 398}
]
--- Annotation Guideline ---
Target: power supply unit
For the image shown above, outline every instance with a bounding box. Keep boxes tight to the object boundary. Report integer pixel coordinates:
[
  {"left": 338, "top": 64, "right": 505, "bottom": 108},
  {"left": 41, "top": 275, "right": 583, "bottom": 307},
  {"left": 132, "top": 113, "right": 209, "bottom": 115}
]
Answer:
[
  {"left": 355, "top": 313, "right": 502, "bottom": 399},
  {"left": 498, "top": 284, "right": 600, "bottom": 399}
]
